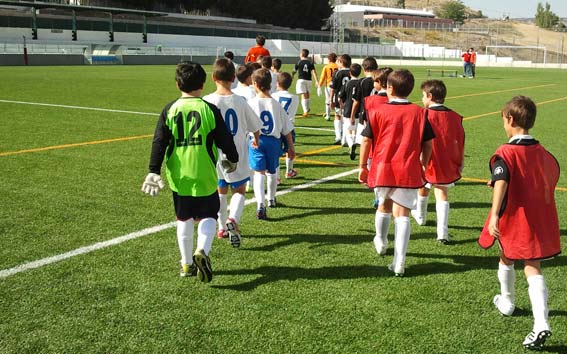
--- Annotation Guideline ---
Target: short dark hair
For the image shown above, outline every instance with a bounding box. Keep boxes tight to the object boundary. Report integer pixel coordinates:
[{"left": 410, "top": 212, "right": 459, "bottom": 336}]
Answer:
[
  {"left": 224, "top": 51, "right": 234, "bottom": 60},
  {"left": 175, "top": 62, "right": 206, "bottom": 93},
  {"left": 387, "top": 69, "right": 414, "bottom": 98},
  {"left": 350, "top": 63, "right": 362, "bottom": 77},
  {"left": 236, "top": 64, "right": 253, "bottom": 83},
  {"left": 420, "top": 79, "right": 447, "bottom": 104},
  {"left": 277, "top": 72, "right": 293, "bottom": 90},
  {"left": 373, "top": 67, "right": 393, "bottom": 88},
  {"left": 256, "top": 35, "right": 266, "bottom": 46},
  {"left": 362, "top": 57, "right": 378, "bottom": 71},
  {"left": 301, "top": 49, "right": 309, "bottom": 58},
  {"left": 248, "top": 62, "right": 262, "bottom": 71},
  {"left": 213, "top": 58, "right": 235, "bottom": 83},
  {"left": 252, "top": 68, "right": 272, "bottom": 92},
  {"left": 272, "top": 58, "right": 282, "bottom": 70},
  {"left": 502, "top": 96, "right": 537, "bottom": 130},
  {"left": 327, "top": 52, "right": 337, "bottom": 62},
  {"left": 261, "top": 55, "right": 272, "bottom": 70},
  {"left": 338, "top": 54, "right": 351, "bottom": 67}
]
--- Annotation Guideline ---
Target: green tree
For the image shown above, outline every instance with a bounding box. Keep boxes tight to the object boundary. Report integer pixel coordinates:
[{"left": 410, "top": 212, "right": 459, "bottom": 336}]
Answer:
[
  {"left": 396, "top": 0, "right": 405, "bottom": 9},
  {"left": 535, "top": 2, "right": 559, "bottom": 29},
  {"left": 436, "top": 0, "right": 466, "bottom": 24}
]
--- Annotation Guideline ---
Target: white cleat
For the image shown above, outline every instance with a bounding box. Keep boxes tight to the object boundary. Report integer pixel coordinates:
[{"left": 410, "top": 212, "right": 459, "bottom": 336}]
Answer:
[
  {"left": 411, "top": 209, "right": 426, "bottom": 226},
  {"left": 493, "top": 294, "right": 515, "bottom": 316},
  {"left": 373, "top": 235, "right": 387, "bottom": 256}
]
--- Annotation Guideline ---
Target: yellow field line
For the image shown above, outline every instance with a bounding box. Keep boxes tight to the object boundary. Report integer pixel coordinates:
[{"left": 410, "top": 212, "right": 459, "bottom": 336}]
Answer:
[
  {"left": 464, "top": 96, "right": 567, "bottom": 121},
  {"left": 282, "top": 157, "right": 348, "bottom": 167},
  {"left": 461, "top": 177, "right": 566, "bottom": 192},
  {"left": 447, "top": 84, "right": 556, "bottom": 100},
  {"left": 0, "top": 134, "right": 153, "bottom": 157},
  {"left": 296, "top": 145, "right": 342, "bottom": 156}
]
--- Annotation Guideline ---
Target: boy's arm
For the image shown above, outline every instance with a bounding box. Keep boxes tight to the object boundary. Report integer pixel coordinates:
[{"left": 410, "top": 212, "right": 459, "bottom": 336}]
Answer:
[
  {"left": 421, "top": 140, "right": 433, "bottom": 169},
  {"left": 143, "top": 107, "right": 171, "bottom": 196},
  {"left": 285, "top": 133, "right": 295, "bottom": 160},
  {"left": 358, "top": 137, "right": 372, "bottom": 184},
  {"left": 488, "top": 180, "right": 508, "bottom": 238},
  {"left": 251, "top": 130, "right": 260, "bottom": 148},
  {"left": 311, "top": 68, "right": 319, "bottom": 87},
  {"left": 350, "top": 99, "right": 360, "bottom": 125}
]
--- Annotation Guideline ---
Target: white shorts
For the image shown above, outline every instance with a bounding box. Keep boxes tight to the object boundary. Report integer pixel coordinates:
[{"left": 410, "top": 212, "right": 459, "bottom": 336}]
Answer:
[
  {"left": 296, "top": 79, "right": 312, "bottom": 94},
  {"left": 374, "top": 187, "right": 418, "bottom": 210}
]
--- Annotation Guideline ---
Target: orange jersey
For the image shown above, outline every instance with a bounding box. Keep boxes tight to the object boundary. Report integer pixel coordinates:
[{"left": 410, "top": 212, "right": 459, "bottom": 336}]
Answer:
[
  {"left": 245, "top": 46, "right": 271, "bottom": 63},
  {"left": 318, "top": 62, "right": 338, "bottom": 87}
]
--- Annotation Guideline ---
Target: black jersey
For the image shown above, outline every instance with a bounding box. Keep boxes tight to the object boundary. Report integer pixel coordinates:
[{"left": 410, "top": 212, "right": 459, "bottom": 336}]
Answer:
[
  {"left": 341, "top": 78, "right": 359, "bottom": 119},
  {"left": 295, "top": 59, "right": 315, "bottom": 80},
  {"left": 330, "top": 68, "right": 351, "bottom": 106},
  {"left": 354, "top": 76, "right": 375, "bottom": 124}
]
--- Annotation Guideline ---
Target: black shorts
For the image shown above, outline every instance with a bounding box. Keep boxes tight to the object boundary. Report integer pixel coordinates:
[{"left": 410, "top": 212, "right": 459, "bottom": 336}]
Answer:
[{"left": 172, "top": 191, "right": 220, "bottom": 221}]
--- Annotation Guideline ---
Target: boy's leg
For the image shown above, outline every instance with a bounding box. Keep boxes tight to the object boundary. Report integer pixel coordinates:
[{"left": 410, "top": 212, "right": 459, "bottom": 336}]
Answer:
[
  {"left": 434, "top": 186, "right": 450, "bottom": 243},
  {"left": 391, "top": 203, "right": 411, "bottom": 276},
  {"left": 523, "top": 260, "right": 551, "bottom": 349},
  {"left": 494, "top": 256, "right": 516, "bottom": 316},
  {"left": 226, "top": 184, "right": 246, "bottom": 248},
  {"left": 253, "top": 171, "right": 266, "bottom": 216},
  {"left": 217, "top": 186, "right": 229, "bottom": 238},
  {"left": 341, "top": 117, "right": 349, "bottom": 146},
  {"left": 411, "top": 186, "right": 430, "bottom": 226},
  {"left": 374, "top": 198, "right": 393, "bottom": 256},
  {"left": 266, "top": 173, "right": 278, "bottom": 207},
  {"left": 194, "top": 217, "right": 216, "bottom": 283},
  {"left": 333, "top": 115, "right": 342, "bottom": 144},
  {"left": 324, "top": 86, "right": 331, "bottom": 120},
  {"left": 177, "top": 218, "right": 196, "bottom": 277}
]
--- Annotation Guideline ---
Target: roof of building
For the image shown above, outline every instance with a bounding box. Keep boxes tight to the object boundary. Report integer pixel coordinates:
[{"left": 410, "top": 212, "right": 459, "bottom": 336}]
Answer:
[{"left": 335, "top": 4, "right": 435, "bottom": 18}]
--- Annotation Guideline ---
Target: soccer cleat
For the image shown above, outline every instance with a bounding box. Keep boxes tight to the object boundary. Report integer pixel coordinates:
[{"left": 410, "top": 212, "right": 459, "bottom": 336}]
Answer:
[
  {"left": 302, "top": 110, "right": 310, "bottom": 117},
  {"left": 324, "top": 114, "right": 330, "bottom": 121},
  {"left": 225, "top": 218, "right": 241, "bottom": 248},
  {"left": 437, "top": 238, "right": 451, "bottom": 245},
  {"left": 411, "top": 209, "right": 426, "bottom": 226},
  {"left": 388, "top": 263, "right": 404, "bottom": 277},
  {"left": 333, "top": 139, "right": 341, "bottom": 145},
  {"left": 523, "top": 330, "right": 551, "bottom": 350},
  {"left": 349, "top": 144, "right": 357, "bottom": 161},
  {"left": 256, "top": 206, "right": 267, "bottom": 220},
  {"left": 180, "top": 262, "right": 197, "bottom": 277},
  {"left": 268, "top": 199, "right": 277, "bottom": 208},
  {"left": 493, "top": 295, "right": 515, "bottom": 316},
  {"left": 217, "top": 229, "right": 228, "bottom": 239},
  {"left": 285, "top": 169, "right": 298, "bottom": 179},
  {"left": 373, "top": 235, "right": 387, "bottom": 256},
  {"left": 193, "top": 249, "right": 213, "bottom": 283}
]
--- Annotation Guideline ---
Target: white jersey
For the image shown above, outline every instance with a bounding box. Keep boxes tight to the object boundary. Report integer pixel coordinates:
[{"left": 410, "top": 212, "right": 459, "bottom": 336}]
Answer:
[
  {"left": 231, "top": 63, "right": 239, "bottom": 90},
  {"left": 247, "top": 96, "right": 293, "bottom": 139},
  {"left": 232, "top": 84, "right": 256, "bottom": 101},
  {"left": 203, "top": 93, "right": 263, "bottom": 183},
  {"left": 271, "top": 90, "right": 299, "bottom": 124},
  {"left": 270, "top": 71, "right": 278, "bottom": 94}
]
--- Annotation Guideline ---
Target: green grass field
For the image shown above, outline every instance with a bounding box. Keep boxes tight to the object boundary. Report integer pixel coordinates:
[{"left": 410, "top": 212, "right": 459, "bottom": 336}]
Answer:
[{"left": 0, "top": 64, "right": 566, "bottom": 353}]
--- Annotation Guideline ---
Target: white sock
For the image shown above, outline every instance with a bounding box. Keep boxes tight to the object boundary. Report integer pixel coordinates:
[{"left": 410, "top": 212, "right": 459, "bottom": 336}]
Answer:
[
  {"left": 229, "top": 192, "right": 245, "bottom": 223},
  {"left": 341, "top": 118, "right": 348, "bottom": 145},
  {"left": 375, "top": 212, "right": 391, "bottom": 245},
  {"left": 325, "top": 103, "right": 330, "bottom": 117},
  {"left": 346, "top": 131, "right": 354, "bottom": 148},
  {"left": 267, "top": 173, "right": 277, "bottom": 201},
  {"left": 286, "top": 157, "right": 293, "bottom": 172},
  {"left": 416, "top": 194, "right": 429, "bottom": 222},
  {"left": 218, "top": 193, "right": 228, "bottom": 230},
  {"left": 334, "top": 119, "right": 342, "bottom": 140},
  {"left": 527, "top": 275, "right": 550, "bottom": 332},
  {"left": 498, "top": 263, "right": 515, "bottom": 303},
  {"left": 436, "top": 201, "right": 449, "bottom": 240},
  {"left": 305, "top": 98, "right": 310, "bottom": 112},
  {"left": 197, "top": 217, "right": 216, "bottom": 255},
  {"left": 253, "top": 173, "right": 266, "bottom": 208},
  {"left": 176, "top": 219, "right": 194, "bottom": 265},
  {"left": 301, "top": 98, "right": 308, "bottom": 113},
  {"left": 393, "top": 216, "right": 411, "bottom": 270}
]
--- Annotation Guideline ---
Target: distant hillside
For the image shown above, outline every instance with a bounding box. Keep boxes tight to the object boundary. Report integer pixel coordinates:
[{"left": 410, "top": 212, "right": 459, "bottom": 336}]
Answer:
[{"left": 345, "top": 0, "right": 483, "bottom": 18}]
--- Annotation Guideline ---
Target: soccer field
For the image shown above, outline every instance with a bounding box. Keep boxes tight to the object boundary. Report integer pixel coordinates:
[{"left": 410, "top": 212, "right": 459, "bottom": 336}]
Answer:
[{"left": 0, "top": 64, "right": 566, "bottom": 353}]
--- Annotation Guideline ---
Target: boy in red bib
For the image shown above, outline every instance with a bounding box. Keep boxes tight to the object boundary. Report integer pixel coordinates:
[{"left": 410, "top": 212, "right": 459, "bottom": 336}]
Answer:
[
  {"left": 411, "top": 80, "right": 465, "bottom": 244},
  {"left": 358, "top": 69, "right": 434, "bottom": 276},
  {"left": 478, "top": 96, "right": 560, "bottom": 350}
]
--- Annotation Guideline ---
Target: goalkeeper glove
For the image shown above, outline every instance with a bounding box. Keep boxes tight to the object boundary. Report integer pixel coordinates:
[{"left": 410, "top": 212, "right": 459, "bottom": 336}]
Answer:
[
  {"left": 221, "top": 160, "right": 237, "bottom": 174},
  {"left": 141, "top": 173, "right": 165, "bottom": 197}
]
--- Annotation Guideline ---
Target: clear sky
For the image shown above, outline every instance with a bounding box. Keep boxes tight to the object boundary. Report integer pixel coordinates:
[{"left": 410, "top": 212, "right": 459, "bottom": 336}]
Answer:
[{"left": 460, "top": 0, "right": 567, "bottom": 19}]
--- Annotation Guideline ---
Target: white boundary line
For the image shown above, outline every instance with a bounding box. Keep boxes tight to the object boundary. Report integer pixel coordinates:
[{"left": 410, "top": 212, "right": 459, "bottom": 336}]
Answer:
[
  {"left": 0, "top": 99, "right": 158, "bottom": 116},
  {"left": 0, "top": 169, "right": 358, "bottom": 279},
  {"left": 0, "top": 99, "right": 334, "bottom": 133}
]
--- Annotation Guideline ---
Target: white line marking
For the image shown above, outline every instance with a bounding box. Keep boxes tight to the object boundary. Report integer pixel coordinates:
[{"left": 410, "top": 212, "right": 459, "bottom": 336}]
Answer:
[
  {"left": 294, "top": 126, "right": 334, "bottom": 132},
  {"left": 0, "top": 169, "right": 359, "bottom": 279},
  {"left": 0, "top": 99, "right": 158, "bottom": 116}
]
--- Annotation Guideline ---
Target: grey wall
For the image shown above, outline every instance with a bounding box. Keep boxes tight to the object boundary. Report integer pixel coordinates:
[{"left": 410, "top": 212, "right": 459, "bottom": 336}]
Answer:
[{"left": 0, "top": 54, "right": 85, "bottom": 66}]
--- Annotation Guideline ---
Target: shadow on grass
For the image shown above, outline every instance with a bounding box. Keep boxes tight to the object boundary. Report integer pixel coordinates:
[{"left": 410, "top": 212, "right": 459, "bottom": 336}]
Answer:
[{"left": 541, "top": 345, "right": 567, "bottom": 354}]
